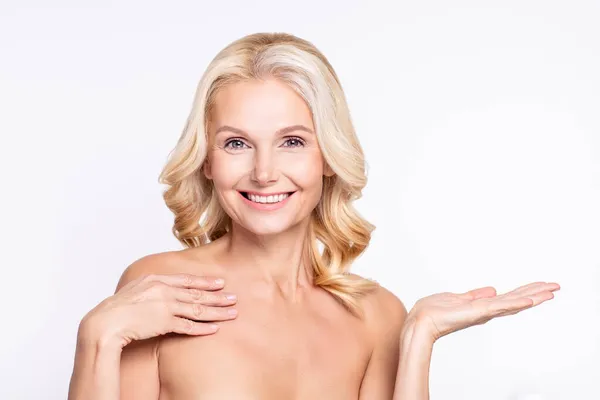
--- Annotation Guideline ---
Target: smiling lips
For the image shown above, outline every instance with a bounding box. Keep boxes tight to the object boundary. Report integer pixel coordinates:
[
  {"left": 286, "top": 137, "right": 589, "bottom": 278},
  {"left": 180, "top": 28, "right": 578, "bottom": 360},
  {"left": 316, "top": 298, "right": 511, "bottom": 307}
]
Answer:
[{"left": 239, "top": 191, "right": 295, "bottom": 211}]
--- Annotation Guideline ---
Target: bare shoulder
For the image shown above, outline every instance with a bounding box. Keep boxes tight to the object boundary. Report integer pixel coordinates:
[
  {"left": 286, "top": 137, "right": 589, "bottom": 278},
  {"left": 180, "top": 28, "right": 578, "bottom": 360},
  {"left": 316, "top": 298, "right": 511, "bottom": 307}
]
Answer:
[
  {"left": 116, "top": 245, "right": 222, "bottom": 292},
  {"left": 352, "top": 274, "right": 408, "bottom": 334},
  {"left": 116, "top": 250, "right": 181, "bottom": 291}
]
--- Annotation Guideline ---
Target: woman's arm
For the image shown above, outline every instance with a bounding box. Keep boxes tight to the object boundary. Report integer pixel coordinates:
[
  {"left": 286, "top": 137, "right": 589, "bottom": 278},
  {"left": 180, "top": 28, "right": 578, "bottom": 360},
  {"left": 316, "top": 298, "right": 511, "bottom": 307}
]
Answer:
[
  {"left": 358, "top": 287, "right": 407, "bottom": 399},
  {"left": 68, "top": 325, "right": 123, "bottom": 400},
  {"left": 356, "top": 294, "right": 437, "bottom": 400},
  {"left": 69, "top": 260, "right": 164, "bottom": 400},
  {"left": 68, "top": 315, "right": 161, "bottom": 400},
  {"left": 359, "top": 282, "right": 559, "bottom": 400},
  {"left": 392, "top": 317, "right": 435, "bottom": 400},
  {"left": 391, "top": 282, "right": 560, "bottom": 400},
  {"left": 116, "top": 261, "right": 162, "bottom": 400},
  {"left": 67, "top": 253, "right": 238, "bottom": 400}
]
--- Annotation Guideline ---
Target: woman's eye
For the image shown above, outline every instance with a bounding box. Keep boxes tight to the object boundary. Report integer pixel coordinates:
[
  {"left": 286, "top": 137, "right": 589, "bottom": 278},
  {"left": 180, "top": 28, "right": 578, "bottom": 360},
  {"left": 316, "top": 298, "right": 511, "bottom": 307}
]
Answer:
[
  {"left": 282, "top": 137, "right": 305, "bottom": 148},
  {"left": 224, "top": 139, "right": 248, "bottom": 150}
]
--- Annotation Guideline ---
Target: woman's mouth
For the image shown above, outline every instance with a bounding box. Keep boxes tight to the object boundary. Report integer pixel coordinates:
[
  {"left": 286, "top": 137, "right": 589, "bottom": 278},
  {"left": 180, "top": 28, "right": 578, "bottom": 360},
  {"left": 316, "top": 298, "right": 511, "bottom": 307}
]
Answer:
[{"left": 240, "top": 191, "right": 295, "bottom": 204}]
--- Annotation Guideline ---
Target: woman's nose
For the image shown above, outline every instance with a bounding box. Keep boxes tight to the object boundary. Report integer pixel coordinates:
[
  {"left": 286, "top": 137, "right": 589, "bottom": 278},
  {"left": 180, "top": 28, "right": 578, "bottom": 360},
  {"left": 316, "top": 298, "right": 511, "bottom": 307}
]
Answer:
[{"left": 250, "top": 148, "right": 278, "bottom": 185}]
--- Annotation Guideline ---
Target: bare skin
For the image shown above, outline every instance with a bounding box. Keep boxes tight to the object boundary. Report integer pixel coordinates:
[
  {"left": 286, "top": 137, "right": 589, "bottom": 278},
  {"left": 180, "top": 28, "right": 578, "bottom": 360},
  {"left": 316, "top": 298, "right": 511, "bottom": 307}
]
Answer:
[
  {"left": 112, "top": 244, "right": 558, "bottom": 400},
  {"left": 114, "top": 234, "right": 405, "bottom": 400},
  {"left": 70, "top": 246, "right": 558, "bottom": 400},
  {"left": 67, "top": 258, "right": 239, "bottom": 400}
]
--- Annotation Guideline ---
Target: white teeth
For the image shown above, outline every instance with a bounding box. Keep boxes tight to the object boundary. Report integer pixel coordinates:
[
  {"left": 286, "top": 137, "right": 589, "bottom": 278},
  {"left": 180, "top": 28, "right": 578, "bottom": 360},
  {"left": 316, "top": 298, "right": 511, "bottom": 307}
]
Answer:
[{"left": 248, "top": 193, "right": 289, "bottom": 204}]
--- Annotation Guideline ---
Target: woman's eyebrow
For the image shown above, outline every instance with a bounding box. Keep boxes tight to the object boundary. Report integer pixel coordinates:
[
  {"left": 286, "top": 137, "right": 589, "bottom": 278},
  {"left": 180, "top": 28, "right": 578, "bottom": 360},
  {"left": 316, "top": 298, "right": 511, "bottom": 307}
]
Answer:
[{"left": 213, "top": 124, "right": 314, "bottom": 136}]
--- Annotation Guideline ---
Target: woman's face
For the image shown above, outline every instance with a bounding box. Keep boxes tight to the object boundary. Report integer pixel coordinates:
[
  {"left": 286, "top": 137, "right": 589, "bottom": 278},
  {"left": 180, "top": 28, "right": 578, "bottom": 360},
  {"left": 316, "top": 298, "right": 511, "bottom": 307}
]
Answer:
[{"left": 205, "top": 78, "right": 331, "bottom": 236}]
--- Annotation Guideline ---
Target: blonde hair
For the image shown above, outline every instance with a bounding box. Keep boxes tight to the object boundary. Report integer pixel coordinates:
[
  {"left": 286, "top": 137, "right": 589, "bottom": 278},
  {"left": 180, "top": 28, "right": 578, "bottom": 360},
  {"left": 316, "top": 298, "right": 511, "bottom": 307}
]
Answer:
[{"left": 159, "top": 32, "right": 378, "bottom": 314}]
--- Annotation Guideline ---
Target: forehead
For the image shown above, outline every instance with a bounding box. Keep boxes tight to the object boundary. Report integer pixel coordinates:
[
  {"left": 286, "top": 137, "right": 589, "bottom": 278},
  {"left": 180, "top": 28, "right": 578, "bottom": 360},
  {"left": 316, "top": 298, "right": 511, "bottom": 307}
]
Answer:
[{"left": 210, "top": 79, "right": 314, "bottom": 133}]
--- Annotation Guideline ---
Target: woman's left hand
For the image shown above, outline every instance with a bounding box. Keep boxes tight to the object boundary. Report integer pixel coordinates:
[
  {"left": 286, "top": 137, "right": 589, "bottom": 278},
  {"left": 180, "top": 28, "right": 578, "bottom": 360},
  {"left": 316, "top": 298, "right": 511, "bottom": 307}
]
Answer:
[{"left": 406, "top": 281, "right": 560, "bottom": 342}]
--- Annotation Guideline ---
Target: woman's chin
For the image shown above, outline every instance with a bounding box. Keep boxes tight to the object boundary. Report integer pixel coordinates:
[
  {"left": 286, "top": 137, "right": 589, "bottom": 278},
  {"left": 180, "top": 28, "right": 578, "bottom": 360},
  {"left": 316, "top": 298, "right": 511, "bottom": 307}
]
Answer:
[
  {"left": 242, "top": 224, "right": 295, "bottom": 237},
  {"left": 236, "top": 218, "right": 305, "bottom": 237}
]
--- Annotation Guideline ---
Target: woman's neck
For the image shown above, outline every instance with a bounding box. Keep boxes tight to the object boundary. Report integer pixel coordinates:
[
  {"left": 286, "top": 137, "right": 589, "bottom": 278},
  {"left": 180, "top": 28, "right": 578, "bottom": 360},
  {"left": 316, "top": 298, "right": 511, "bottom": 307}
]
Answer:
[{"left": 220, "top": 219, "right": 314, "bottom": 300}]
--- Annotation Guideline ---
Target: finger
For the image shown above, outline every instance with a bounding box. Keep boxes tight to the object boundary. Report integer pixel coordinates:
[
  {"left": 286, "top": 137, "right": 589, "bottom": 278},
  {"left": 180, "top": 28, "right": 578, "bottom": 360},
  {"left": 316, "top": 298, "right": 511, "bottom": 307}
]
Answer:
[
  {"left": 170, "top": 317, "right": 220, "bottom": 336},
  {"left": 171, "top": 301, "right": 238, "bottom": 322},
  {"left": 503, "top": 282, "right": 560, "bottom": 301},
  {"left": 525, "top": 290, "right": 556, "bottom": 306},
  {"left": 488, "top": 290, "right": 556, "bottom": 317},
  {"left": 482, "top": 282, "right": 540, "bottom": 302},
  {"left": 500, "top": 281, "right": 546, "bottom": 297},
  {"left": 175, "top": 288, "right": 237, "bottom": 306},
  {"left": 487, "top": 296, "right": 535, "bottom": 316},
  {"left": 142, "top": 273, "right": 226, "bottom": 291},
  {"left": 501, "top": 291, "right": 556, "bottom": 317},
  {"left": 459, "top": 286, "right": 497, "bottom": 300}
]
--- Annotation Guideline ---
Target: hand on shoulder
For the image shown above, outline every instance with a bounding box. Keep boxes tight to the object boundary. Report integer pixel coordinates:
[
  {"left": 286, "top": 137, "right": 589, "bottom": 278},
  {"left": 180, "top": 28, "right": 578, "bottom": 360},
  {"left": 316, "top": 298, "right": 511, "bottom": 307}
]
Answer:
[
  {"left": 79, "top": 250, "right": 237, "bottom": 349},
  {"left": 117, "top": 251, "right": 191, "bottom": 291}
]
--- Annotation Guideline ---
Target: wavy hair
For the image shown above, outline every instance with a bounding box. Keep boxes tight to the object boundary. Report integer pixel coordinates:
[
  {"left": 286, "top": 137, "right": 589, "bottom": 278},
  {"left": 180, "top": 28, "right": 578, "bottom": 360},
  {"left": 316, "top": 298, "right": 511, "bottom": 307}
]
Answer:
[{"left": 159, "top": 32, "right": 378, "bottom": 314}]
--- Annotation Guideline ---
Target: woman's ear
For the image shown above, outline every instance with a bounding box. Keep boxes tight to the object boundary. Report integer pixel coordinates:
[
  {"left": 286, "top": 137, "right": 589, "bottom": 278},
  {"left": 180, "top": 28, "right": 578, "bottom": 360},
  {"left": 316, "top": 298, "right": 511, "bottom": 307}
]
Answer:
[
  {"left": 203, "top": 159, "right": 213, "bottom": 180},
  {"left": 323, "top": 163, "right": 335, "bottom": 177}
]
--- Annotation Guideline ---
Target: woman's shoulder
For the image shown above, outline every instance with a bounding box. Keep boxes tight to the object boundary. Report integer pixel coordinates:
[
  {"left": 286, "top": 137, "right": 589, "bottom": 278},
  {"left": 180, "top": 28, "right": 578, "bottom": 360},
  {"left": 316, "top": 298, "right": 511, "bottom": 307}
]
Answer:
[
  {"left": 116, "top": 245, "right": 222, "bottom": 291},
  {"left": 350, "top": 274, "right": 408, "bottom": 332}
]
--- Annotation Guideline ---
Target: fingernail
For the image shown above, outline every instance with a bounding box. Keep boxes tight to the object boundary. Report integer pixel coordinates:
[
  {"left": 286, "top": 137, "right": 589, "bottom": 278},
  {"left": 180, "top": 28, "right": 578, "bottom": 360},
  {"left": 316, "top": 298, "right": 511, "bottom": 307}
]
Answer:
[
  {"left": 228, "top": 309, "right": 238, "bottom": 316},
  {"left": 226, "top": 294, "right": 237, "bottom": 301},
  {"left": 209, "top": 324, "right": 219, "bottom": 331},
  {"left": 214, "top": 278, "right": 225, "bottom": 286}
]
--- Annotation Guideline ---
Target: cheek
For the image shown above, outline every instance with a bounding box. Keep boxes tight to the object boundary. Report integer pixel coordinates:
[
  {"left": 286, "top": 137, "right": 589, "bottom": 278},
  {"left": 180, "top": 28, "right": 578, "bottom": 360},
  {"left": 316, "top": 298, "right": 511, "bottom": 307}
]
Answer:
[
  {"left": 209, "top": 153, "right": 252, "bottom": 187},
  {"left": 283, "top": 151, "right": 325, "bottom": 190}
]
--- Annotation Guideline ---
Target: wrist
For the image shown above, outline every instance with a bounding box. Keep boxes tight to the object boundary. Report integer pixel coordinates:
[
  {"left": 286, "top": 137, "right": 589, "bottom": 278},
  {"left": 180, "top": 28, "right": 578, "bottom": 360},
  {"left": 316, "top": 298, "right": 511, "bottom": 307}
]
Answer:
[
  {"left": 402, "top": 311, "right": 437, "bottom": 345},
  {"left": 77, "top": 316, "right": 123, "bottom": 353}
]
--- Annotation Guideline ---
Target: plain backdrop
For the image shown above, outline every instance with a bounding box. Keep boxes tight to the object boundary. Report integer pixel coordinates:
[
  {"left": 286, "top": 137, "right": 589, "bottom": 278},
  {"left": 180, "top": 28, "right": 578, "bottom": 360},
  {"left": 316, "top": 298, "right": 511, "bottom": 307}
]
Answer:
[{"left": 1, "top": 1, "right": 598, "bottom": 399}]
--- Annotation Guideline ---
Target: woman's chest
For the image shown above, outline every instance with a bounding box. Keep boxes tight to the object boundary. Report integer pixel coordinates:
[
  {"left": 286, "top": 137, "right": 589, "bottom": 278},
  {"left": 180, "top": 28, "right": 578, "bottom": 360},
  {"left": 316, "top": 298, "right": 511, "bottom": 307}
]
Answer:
[{"left": 157, "top": 306, "right": 372, "bottom": 400}]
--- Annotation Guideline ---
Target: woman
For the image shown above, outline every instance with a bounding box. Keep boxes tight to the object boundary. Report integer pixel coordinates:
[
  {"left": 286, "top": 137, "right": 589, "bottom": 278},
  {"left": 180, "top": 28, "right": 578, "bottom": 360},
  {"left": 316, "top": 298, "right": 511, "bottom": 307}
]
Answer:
[{"left": 68, "top": 32, "right": 559, "bottom": 400}]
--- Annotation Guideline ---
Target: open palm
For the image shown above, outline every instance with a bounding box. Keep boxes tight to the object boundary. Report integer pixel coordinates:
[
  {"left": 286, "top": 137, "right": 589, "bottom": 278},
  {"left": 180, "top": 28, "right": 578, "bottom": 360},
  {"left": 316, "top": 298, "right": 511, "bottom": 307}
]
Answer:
[{"left": 409, "top": 281, "right": 560, "bottom": 341}]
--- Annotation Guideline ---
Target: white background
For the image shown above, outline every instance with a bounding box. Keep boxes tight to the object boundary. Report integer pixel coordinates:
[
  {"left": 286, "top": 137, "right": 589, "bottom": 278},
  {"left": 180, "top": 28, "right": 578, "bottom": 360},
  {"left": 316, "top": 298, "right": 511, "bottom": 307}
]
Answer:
[{"left": 1, "top": 1, "right": 598, "bottom": 399}]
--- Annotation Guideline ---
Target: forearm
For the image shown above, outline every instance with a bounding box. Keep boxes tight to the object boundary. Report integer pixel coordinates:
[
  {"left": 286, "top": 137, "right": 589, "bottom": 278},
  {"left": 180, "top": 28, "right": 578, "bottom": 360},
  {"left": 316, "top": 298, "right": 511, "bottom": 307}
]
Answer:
[
  {"left": 68, "top": 326, "right": 122, "bottom": 400},
  {"left": 393, "top": 318, "right": 435, "bottom": 400}
]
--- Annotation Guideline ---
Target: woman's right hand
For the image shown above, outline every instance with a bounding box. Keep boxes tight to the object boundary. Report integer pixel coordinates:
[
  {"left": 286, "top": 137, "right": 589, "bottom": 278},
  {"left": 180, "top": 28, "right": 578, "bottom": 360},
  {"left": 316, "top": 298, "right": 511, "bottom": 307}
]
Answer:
[{"left": 78, "top": 273, "right": 238, "bottom": 349}]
